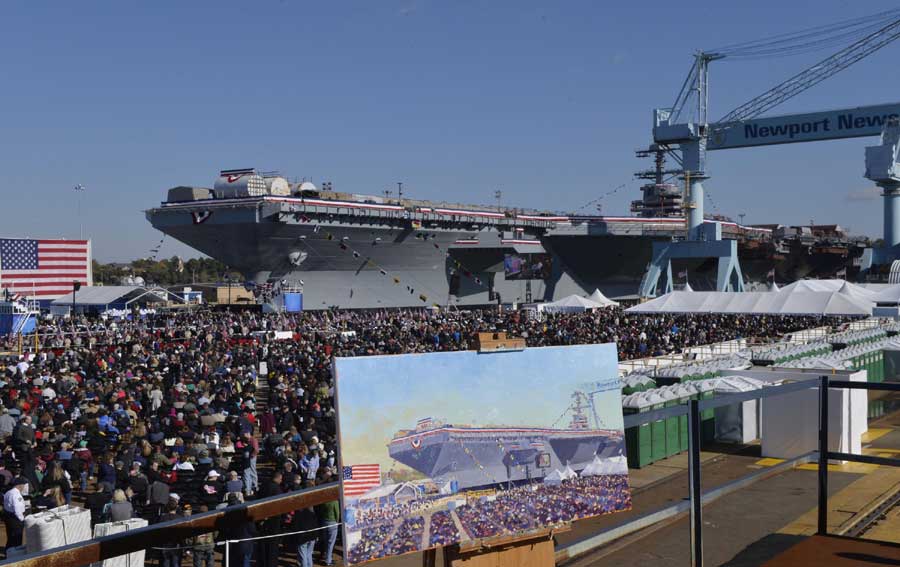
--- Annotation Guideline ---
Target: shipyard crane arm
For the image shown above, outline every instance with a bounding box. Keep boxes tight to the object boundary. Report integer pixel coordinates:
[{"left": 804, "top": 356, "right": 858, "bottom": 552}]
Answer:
[
  {"left": 655, "top": 9, "right": 900, "bottom": 147},
  {"left": 717, "top": 16, "right": 900, "bottom": 124}
]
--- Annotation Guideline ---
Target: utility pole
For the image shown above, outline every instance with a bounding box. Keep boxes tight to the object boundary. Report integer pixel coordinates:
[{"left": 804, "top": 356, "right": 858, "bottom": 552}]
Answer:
[
  {"left": 739, "top": 213, "right": 746, "bottom": 226},
  {"left": 397, "top": 182, "right": 403, "bottom": 201},
  {"left": 494, "top": 189, "right": 502, "bottom": 209}
]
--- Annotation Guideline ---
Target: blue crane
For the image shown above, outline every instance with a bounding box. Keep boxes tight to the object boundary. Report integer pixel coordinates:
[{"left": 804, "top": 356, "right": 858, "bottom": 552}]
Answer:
[{"left": 640, "top": 10, "right": 900, "bottom": 296}]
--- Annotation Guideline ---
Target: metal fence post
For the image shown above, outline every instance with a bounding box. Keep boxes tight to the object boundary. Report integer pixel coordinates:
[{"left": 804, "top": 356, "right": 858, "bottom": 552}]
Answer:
[
  {"left": 818, "top": 375, "right": 829, "bottom": 535},
  {"left": 688, "top": 398, "right": 703, "bottom": 567}
]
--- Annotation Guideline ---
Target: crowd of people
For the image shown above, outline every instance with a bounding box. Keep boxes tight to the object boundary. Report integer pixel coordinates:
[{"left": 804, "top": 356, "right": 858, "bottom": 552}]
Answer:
[
  {"left": 0, "top": 305, "right": 854, "bottom": 563},
  {"left": 346, "top": 473, "right": 632, "bottom": 563},
  {"left": 428, "top": 510, "right": 459, "bottom": 547}
]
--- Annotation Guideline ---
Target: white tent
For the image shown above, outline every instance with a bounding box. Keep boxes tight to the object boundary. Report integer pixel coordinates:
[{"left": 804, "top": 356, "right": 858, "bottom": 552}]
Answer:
[
  {"left": 873, "top": 283, "right": 900, "bottom": 304},
  {"left": 836, "top": 281, "right": 878, "bottom": 302},
  {"left": 778, "top": 279, "right": 846, "bottom": 293},
  {"left": 540, "top": 294, "right": 611, "bottom": 313},
  {"left": 543, "top": 469, "right": 565, "bottom": 485},
  {"left": 627, "top": 289, "right": 872, "bottom": 316},
  {"left": 562, "top": 464, "right": 578, "bottom": 480},
  {"left": 588, "top": 289, "right": 620, "bottom": 307},
  {"left": 580, "top": 455, "right": 605, "bottom": 477},
  {"left": 580, "top": 455, "right": 628, "bottom": 476}
]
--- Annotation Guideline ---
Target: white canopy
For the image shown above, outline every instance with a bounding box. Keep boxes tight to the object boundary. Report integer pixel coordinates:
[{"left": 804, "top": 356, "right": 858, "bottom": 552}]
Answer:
[
  {"left": 580, "top": 455, "right": 628, "bottom": 477},
  {"left": 588, "top": 289, "right": 620, "bottom": 307},
  {"left": 627, "top": 286, "right": 872, "bottom": 316},
  {"left": 874, "top": 283, "right": 900, "bottom": 304},
  {"left": 540, "top": 292, "right": 615, "bottom": 313},
  {"left": 562, "top": 464, "right": 578, "bottom": 480},
  {"left": 543, "top": 469, "right": 565, "bottom": 485}
]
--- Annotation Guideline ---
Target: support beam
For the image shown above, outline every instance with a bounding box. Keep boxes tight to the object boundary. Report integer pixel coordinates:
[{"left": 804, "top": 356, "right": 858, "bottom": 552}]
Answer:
[
  {"left": 885, "top": 188, "right": 900, "bottom": 248},
  {"left": 639, "top": 232, "right": 744, "bottom": 297}
]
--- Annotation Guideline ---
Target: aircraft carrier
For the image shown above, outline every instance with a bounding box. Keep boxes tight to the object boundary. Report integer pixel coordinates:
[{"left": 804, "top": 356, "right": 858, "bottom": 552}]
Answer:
[
  {"left": 386, "top": 397, "right": 625, "bottom": 492},
  {"left": 145, "top": 168, "right": 865, "bottom": 309}
]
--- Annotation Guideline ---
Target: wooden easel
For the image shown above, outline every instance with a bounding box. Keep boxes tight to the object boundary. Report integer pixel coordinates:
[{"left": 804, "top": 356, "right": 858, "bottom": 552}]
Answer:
[{"left": 422, "top": 526, "right": 569, "bottom": 567}]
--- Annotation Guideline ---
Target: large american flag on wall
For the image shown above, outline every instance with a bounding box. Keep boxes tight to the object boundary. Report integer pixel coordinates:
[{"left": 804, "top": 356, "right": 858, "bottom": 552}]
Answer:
[
  {"left": 342, "top": 464, "right": 382, "bottom": 498},
  {"left": 0, "top": 239, "right": 92, "bottom": 299}
]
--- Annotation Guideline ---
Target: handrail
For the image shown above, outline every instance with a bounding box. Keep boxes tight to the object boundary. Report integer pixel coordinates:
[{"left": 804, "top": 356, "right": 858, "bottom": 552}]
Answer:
[
  {"left": 0, "top": 483, "right": 339, "bottom": 567},
  {"left": 818, "top": 377, "right": 900, "bottom": 536}
]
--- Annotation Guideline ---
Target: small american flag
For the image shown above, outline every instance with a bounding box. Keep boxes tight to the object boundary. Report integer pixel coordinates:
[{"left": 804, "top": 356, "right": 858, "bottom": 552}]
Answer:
[
  {"left": 342, "top": 464, "right": 381, "bottom": 498},
  {"left": 0, "top": 238, "right": 91, "bottom": 299},
  {"left": 530, "top": 441, "right": 544, "bottom": 449}
]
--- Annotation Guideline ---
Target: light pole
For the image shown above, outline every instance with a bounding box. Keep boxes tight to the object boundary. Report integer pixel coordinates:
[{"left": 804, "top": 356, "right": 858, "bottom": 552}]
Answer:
[{"left": 74, "top": 184, "right": 86, "bottom": 239}]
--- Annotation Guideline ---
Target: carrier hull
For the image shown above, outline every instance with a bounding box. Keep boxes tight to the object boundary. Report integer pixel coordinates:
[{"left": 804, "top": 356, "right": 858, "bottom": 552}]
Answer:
[
  {"left": 387, "top": 426, "right": 624, "bottom": 491},
  {"left": 146, "top": 192, "right": 862, "bottom": 308}
]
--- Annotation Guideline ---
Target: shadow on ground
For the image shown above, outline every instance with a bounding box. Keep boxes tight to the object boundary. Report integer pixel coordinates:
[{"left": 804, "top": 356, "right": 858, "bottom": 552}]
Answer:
[{"left": 720, "top": 534, "right": 806, "bottom": 567}]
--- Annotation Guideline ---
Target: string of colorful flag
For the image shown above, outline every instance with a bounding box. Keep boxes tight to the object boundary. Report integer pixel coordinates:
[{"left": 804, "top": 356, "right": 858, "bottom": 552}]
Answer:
[
  {"left": 451, "top": 436, "right": 503, "bottom": 485},
  {"left": 309, "top": 226, "right": 494, "bottom": 305},
  {"left": 149, "top": 235, "right": 166, "bottom": 261},
  {"left": 574, "top": 183, "right": 626, "bottom": 214}
]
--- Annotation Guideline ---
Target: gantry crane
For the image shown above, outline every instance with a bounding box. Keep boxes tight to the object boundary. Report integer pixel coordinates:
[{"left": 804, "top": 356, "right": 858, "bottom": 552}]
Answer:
[{"left": 639, "top": 10, "right": 900, "bottom": 296}]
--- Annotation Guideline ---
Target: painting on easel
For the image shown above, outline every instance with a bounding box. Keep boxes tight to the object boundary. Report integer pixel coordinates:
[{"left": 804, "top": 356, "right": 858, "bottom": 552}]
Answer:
[{"left": 334, "top": 343, "right": 631, "bottom": 565}]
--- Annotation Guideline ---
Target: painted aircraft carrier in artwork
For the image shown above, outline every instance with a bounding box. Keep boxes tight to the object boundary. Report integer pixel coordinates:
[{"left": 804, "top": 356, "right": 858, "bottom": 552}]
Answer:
[{"left": 386, "top": 393, "right": 624, "bottom": 491}]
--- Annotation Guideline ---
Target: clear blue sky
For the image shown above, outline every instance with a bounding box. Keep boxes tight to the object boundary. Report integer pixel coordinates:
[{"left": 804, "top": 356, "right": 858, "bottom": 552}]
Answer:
[
  {"left": 335, "top": 343, "right": 620, "bottom": 470},
  {"left": 2, "top": 0, "right": 898, "bottom": 261}
]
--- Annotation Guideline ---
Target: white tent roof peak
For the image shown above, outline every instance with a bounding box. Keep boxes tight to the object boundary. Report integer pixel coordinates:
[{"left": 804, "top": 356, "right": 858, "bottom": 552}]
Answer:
[{"left": 588, "top": 289, "right": 619, "bottom": 306}]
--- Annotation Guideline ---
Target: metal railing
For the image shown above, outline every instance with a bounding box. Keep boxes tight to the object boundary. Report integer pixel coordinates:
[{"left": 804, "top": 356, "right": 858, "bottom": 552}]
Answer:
[
  {"left": 560, "top": 376, "right": 889, "bottom": 567},
  {"left": 1, "top": 377, "right": 894, "bottom": 567},
  {"left": 818, "top": 379, "right": 900, "bottom": 535},
  {"left": 0, "top": 483, "right": 339, "bottom": 567}
]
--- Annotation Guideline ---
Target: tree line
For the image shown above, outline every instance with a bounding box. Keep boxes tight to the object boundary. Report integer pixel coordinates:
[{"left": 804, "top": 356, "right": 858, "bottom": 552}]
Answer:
[{"left": 92, "top": 257, "right": 245, "bottom": 287}]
